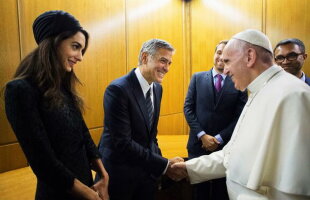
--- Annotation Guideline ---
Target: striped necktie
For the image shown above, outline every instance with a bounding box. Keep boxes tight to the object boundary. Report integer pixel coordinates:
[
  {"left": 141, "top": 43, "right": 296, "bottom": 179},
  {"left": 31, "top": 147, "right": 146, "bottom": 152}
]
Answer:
[{"left": 146, "top": 89, "right": 154, "bottom": 128}]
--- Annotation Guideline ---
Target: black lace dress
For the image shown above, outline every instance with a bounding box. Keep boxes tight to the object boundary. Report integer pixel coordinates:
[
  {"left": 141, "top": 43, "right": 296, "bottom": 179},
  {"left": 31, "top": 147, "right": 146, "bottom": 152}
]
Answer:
[{"left": 5, "top": 79, "right": 100, "bottom": 200}]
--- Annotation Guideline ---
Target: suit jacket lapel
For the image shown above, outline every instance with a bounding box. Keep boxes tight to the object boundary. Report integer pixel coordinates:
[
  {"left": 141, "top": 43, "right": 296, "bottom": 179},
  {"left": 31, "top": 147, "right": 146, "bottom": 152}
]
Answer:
[
  {"left": 205, "top": 70, "right": 215, "bottom": 108},
  {"left": 128, "top": 69, "right": 152, "bottom": 132}
]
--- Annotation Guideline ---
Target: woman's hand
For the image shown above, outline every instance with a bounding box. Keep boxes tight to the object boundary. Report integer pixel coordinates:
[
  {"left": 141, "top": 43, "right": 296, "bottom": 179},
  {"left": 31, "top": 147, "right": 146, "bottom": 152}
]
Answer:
[
  {"left": 69, "top": 178, "right": 103, "bottom": 200},
  {"left": 91, "top": 176, "right": 109, "bottom": 200},
  {"left": 90, "top": 158, "right": 109, "bottom": 200}
]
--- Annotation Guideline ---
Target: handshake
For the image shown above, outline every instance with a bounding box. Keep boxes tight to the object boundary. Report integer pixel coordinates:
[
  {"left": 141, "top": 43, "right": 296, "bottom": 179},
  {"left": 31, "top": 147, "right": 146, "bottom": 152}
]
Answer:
[{"left": 165, "top": 157, "right": 188, "bottom": 181}]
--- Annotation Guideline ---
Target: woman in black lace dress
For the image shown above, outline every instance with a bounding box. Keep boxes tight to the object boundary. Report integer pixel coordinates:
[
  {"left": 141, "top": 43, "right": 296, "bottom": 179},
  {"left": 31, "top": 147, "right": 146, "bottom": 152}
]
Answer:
[{"left": 5, "top": 10, "right": 109, "bottom": 200}]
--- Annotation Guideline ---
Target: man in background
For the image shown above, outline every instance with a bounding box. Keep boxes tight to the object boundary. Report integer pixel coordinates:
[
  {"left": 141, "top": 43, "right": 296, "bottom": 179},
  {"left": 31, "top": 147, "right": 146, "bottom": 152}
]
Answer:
[
  {"left": 173, "top": 29, "right": 310, "bottom": 200},
  {"left": 274, "top": 38, "right": 310, "bottom": 85},
  {"left": 184, "top": 40, "right": 247, "bottom": 200},
  {"left": 97, "top": 39, "right": 183, "bottom": 200}
]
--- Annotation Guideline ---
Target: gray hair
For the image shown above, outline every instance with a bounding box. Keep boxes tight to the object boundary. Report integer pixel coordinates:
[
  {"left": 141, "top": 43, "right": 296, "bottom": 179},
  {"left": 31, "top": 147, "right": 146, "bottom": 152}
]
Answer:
[{"left": 138, "top": 39, "right": 175, "bottom": 65}]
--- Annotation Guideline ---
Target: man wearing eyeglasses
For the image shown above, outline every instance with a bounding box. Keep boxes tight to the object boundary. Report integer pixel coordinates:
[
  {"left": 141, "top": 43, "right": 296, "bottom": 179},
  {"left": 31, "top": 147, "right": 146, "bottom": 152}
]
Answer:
[{"left": 274, "top": 38, "right": 310, "bottom": 85}]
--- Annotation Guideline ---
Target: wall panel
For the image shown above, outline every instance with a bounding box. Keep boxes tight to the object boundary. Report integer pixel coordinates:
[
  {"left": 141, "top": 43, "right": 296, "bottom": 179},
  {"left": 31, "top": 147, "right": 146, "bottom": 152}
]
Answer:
[
  {"left": 0, "top": 144, "right": 28, "bottom": 172},
  {"left": 89, "top": 127, "right": 103, "bottom": 146},
  {"left": 158, "top": 113, "right": 184, "bottom": 135},
  {"left": 0, "top": 0, "right": 27, "bottom": 172},
  {"left": 191, "top": 0, "right": 263, "bottom": 74},
  {"left": 266, "top": 0, "right": 310, "bottom": 75},
  {"left": 74, "top": 0, "right": 126, "bottom": 128},
  {"left": 0, "top": 0, "right": 20, "bottom": 145}
]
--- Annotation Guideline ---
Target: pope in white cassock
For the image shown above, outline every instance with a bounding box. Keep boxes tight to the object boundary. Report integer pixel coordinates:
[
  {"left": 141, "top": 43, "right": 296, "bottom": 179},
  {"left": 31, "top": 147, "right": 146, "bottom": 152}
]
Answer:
[{"left": 172, "top": 29, "right": 310, "bottom": 200}]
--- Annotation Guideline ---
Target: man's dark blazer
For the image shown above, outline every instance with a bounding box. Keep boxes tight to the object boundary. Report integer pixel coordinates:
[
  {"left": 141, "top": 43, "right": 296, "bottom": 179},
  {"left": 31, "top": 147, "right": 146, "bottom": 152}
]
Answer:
[
  {"left": 97, "top": 69, "right": 168, "bottom": 198},
  {"left": 305, "top": 75, "right": 310, "bottom": 85},
  {"left": 184, "top": 69, "right": 247, "bottom": 158}
]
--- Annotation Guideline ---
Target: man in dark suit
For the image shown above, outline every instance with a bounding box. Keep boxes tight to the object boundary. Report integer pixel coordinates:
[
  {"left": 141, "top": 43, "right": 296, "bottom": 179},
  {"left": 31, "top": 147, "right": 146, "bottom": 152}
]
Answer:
[
  {"left": 97, "top": 39, "right": 184, "bottom": 200},
  {"left": 184, "top": 40, "right": 247, "bottom": 200},
  {"left": 274, "top": 38, "right": 310, "bottom": 85}
]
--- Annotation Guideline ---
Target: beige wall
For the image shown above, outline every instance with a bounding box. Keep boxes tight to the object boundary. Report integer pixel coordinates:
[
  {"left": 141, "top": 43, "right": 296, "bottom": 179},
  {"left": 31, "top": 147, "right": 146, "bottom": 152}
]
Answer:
[{"left": 0, "top": 0, "right": 309, "bottom": 172}]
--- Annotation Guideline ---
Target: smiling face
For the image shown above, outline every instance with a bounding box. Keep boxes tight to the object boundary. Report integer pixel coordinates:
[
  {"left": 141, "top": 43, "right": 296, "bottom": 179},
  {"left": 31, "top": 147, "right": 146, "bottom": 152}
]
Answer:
[
  {"left": 58, "top": 31, "right": 86, "bottom": 72},
  {"left": 274, "top": 43, "right": 307, "bottom": 77},
  {"left": 214, "top": 43, "right": 226, "bottom": 73},
  {"left": 140, "top": 48, "right": 173, "bottom": 84},
  {"left": 223, "top": 40, "right": 251, "bottom": 91}
]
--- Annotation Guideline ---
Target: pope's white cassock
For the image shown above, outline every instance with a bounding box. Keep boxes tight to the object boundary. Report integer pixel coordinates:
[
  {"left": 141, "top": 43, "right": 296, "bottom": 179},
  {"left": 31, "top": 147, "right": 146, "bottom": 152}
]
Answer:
[{"left": 186, "top": 65, "right": 310, "bottom": 200}]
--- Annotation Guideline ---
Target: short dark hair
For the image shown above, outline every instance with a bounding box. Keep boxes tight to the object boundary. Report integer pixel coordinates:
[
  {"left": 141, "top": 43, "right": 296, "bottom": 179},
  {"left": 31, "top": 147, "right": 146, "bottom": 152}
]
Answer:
[
  {"left": 274, "top": 38, "right": 305, "bottom": 53},
  {"left": 215, "top": 40, "right": 228, "bottom": 52}
]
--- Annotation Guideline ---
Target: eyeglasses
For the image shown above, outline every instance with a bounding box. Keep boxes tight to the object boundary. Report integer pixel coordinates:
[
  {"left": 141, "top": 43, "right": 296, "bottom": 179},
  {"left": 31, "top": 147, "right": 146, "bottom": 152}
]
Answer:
[{"left": 274, "top": 52, "right": 304, "bottom": 63}]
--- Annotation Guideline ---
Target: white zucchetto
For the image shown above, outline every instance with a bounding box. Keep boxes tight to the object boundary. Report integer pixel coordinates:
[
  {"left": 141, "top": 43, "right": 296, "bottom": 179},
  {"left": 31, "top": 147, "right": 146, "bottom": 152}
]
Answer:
[{"left": 232, "top": 29, "right": 273, "bottom": 53}]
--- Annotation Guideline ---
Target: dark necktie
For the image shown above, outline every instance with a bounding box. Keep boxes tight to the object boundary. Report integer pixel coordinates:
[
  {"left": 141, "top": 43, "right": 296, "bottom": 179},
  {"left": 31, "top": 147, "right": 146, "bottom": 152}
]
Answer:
[
  {"left": 215, "top": 74, "right": 223, "bottom": 93},
  {"left": 146, "top": 88, "right": 154, "bottom": 128}
]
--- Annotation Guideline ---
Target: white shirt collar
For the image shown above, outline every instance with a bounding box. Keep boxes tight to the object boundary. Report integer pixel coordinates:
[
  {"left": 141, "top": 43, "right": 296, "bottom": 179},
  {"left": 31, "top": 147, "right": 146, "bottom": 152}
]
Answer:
[
  {"left": 300, "top": 71, "right": 306, "bottom": 82},
  {"left": 135, "top": 67, "right": 153, "bottom": 97},
  {"left": 212, "top": 67, "right": 227, "bottom": 80}
]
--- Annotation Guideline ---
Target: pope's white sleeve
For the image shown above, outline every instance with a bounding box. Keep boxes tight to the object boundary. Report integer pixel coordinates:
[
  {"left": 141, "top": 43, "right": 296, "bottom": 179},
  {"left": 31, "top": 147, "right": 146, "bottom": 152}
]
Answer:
[{"left": 186, "top": 150, "right": 226, "bottom": 184}]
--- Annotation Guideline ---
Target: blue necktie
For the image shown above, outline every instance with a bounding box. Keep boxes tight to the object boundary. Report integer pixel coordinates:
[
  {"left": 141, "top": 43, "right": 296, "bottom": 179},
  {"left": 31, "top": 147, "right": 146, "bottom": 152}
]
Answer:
[{"left": 146, "top": 89, "right": 154, "bottom": 128}]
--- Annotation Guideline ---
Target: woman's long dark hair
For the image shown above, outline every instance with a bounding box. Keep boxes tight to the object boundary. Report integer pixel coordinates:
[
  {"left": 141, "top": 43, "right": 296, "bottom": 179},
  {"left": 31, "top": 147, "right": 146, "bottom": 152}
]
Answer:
[{"left": 12, "top": 30, "right": 89, "bottom": 112}]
